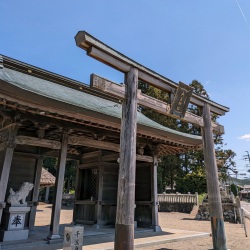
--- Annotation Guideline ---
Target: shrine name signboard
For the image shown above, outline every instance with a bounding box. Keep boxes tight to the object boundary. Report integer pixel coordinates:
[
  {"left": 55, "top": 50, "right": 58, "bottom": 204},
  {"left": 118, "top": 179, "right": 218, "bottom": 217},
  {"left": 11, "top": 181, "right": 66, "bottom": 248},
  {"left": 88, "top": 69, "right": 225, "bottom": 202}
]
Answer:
[{"left": 170, "top": 82, "right": 193, "bottom": 118}]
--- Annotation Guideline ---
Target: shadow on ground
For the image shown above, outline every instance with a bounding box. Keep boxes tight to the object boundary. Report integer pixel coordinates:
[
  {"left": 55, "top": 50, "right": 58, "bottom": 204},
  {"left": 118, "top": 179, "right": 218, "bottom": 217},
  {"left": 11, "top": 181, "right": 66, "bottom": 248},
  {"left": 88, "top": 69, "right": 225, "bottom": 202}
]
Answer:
[{"left": 155, "top": 248, "right": 175, "bottom": 250}]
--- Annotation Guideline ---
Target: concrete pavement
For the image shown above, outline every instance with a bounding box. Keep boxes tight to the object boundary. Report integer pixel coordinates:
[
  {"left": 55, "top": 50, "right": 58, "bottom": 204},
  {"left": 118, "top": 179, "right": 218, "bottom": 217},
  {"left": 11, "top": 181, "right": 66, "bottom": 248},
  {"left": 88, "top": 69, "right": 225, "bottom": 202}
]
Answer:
[
  {"left": 0, "top": 204, "right": 210, "bottom": 250},
  {"left": 0, "top": 226, "right": 210, "bottom": 250}
]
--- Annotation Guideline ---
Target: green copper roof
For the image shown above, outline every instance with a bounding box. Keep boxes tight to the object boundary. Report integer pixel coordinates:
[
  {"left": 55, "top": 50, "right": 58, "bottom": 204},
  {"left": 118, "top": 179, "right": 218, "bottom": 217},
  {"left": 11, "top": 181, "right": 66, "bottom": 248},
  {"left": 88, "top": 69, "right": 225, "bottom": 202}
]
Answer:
[{"left": 0, "top": 63, "right": 202, "bottom": 144}]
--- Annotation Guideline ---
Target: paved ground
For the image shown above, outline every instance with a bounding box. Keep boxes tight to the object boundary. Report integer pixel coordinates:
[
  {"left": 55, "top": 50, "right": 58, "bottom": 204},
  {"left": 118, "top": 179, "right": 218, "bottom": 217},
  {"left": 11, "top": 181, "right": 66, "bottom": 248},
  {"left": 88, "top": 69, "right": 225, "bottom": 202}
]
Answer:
[
  {"left": 1, "top": 203, "right": 250, "bottom": 249},
  {"left": 0, "top": 204, "right": 209, "bottom": 250},
  {"left": 242, "top": 201, "right": 250, "bottom": 213}
]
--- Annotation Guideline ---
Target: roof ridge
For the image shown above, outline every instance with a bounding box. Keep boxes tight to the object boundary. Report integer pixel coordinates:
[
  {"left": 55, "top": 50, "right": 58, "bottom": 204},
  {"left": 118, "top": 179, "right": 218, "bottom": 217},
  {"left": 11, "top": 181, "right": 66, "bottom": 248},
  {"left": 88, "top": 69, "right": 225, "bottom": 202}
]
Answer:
[
  {"left": 0, "top": 54, "right": 120, "bottom": 103},
  {"left": 0, "top": 54, "right": 87, "bottom": 86}
]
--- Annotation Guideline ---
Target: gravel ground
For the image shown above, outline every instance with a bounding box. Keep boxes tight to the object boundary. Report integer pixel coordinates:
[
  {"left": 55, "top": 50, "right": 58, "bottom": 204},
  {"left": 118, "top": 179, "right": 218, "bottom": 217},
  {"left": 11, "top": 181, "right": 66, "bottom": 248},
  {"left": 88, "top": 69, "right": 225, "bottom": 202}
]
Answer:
[
  {"left": 139, "top": 212, "right": 250, "bottom": 250},
  {"left": 35, "top": 205, "right": 250, "bottom": 250}
]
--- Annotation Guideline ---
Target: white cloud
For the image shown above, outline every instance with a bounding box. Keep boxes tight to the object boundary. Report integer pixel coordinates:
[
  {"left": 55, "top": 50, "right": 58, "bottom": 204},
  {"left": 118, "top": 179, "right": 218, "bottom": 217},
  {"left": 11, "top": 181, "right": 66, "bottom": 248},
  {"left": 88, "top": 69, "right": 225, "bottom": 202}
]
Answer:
[{"left": 238, "top": 134, "right": 250, "bottom": 141}]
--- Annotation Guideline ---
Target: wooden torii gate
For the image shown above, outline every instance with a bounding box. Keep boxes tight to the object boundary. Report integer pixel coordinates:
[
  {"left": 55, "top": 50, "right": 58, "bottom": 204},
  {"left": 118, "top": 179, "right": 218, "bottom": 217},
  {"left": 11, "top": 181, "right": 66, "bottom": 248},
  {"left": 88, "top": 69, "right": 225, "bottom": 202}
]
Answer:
[{"left": 75, "top": 31, "right": 229, "bottom": 250}]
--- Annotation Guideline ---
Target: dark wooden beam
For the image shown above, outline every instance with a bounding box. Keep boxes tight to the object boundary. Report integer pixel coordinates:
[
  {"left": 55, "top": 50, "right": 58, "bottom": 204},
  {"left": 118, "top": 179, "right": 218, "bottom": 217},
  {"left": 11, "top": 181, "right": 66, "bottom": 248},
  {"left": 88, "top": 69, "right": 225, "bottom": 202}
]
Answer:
[
  {"left": 102, "top": 153, "right": 153, "bottom": 163},
  {"left": 78, "top": 154, "right": 153, "bottom": 169},
  {"left": 103, "top": 162, "right": 119, "bottom": 167},
  {"left": 0, "top": 124, "right": 19, "bottom": 223},
  {"left": 0, "top": 123, "right": 20, "bottom": 142},
  {"left": 136, "top": 154, "right": 153, "bottom": 163},
  {"left": 15, "top": 135, "right": 119, "bottom": 152},
  {"left": 15, "top": 136, "right": 61, "bottom": 149},
  {"left": 1, "top": 96, "right": 200, "bottom": 148},
  {"left": 69, "top": 136, "right": 119, "bottom": 152},
  {"left": 136, "top": 163, "right": 151, "bottom": 168},
  {"left": 81, "top": 151, "right": 100, "bottom": 159},
  {"left": 91, "top": 74, "right": 224, "bottom": 133},
  {"left": 0, "top": 123, "right": 17, "bottom": 134},
  {"left": 14, "top": 134, "right": 153, "bottom": 162},
  {"left": 0, "top": 142, "right": 6, "bottom": 152},
  {"left": 101, "top": 153, "right": 119, "bottom": 162},
  {"left": 14, "top": 151, "right": 42, "bottom": 159},
  {"left": 78, "top": 162, "right": 99, "bottom": 169},
  {"left": 14, "top": 134, "right": 194, "bottom": 159}
]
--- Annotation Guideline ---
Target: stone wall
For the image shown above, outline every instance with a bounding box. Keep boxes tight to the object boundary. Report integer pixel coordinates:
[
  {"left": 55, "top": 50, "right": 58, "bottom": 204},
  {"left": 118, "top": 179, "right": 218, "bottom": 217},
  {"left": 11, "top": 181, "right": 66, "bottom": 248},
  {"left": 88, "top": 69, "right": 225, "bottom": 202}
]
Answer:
[
  {"left": 196, "top": 203, "right": 239, "bottom": 223},
  {"left": 158, "top": 193, "right": 198, "bottom": 213},
  {"left": 158, "top": 202, "right": 194, "bottom": 213}
]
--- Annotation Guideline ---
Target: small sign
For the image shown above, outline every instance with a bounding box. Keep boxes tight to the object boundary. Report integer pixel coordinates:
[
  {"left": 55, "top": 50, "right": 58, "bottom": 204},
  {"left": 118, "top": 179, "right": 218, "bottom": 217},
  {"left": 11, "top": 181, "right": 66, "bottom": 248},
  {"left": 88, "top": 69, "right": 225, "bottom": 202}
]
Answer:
[
  {"left": 63, "top": 226, "right": 84, "bottom": 250},
  {"left": 9, "top": 214, "right": 24, "bottom": 229},
  {"left": 170, "top": 82, "right": 193, "bottom": 118}
]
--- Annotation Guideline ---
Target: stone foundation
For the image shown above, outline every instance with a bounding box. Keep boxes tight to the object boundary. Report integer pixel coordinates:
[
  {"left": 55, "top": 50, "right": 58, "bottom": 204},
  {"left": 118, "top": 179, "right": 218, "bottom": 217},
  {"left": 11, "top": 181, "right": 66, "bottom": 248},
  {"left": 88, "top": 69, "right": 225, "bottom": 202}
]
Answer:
[
  {"left": 0, "top": 206, "right": 31, "bottom": 241},
  {"left": 158, "top": 203, "right": 194, "bottom": 213},
  {"left": 196, "top": 203, "right": 239, "bottom": 223}
]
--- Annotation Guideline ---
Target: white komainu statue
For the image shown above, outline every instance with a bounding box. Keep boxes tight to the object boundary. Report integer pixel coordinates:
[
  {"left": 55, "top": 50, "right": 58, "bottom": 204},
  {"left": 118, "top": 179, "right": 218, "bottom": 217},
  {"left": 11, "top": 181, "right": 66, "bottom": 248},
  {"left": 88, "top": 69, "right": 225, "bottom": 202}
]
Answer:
[{"left": 7, "top": 182, "right": 34, "bottom": 206}]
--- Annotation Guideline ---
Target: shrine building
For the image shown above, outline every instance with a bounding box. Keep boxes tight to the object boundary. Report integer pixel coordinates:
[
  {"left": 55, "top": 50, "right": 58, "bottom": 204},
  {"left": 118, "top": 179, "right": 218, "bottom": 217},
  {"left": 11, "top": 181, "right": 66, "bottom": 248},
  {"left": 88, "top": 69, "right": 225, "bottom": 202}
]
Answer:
[
  {"left": 0, "top": 54, "right": 204, "bottom": 242},
  {"left": 0, "top": 31, "right": 229, "bottom": 249}
]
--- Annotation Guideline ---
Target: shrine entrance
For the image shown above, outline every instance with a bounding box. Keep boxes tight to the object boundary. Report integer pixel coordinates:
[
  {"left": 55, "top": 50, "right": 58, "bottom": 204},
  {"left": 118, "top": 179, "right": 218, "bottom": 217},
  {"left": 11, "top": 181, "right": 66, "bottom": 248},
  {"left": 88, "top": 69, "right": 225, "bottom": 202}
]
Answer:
[
  {"left": 0, "top": 29, "right": 229, "bottom": 250},
  {"left": 0, "top": 54, "right": 203, "bottom": 247}
]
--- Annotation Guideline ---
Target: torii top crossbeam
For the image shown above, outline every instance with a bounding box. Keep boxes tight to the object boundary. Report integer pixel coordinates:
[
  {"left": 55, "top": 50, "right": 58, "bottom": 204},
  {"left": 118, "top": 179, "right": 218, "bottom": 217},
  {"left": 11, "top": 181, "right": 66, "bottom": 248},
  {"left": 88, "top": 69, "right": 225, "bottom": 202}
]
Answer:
[{"left": 75, "top": 31, "right": 229, "bottom": 116}]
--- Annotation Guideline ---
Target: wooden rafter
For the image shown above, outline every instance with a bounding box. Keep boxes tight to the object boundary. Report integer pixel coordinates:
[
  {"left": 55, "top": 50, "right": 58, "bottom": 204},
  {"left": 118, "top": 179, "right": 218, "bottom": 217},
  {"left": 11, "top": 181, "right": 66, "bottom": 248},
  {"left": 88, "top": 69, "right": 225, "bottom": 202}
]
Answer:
[
  {"left": 0, "top": 98, "right": 201, "bottom": 148},
  {"left": 14, "top": 136, "right": 155, "bottom": 163}
]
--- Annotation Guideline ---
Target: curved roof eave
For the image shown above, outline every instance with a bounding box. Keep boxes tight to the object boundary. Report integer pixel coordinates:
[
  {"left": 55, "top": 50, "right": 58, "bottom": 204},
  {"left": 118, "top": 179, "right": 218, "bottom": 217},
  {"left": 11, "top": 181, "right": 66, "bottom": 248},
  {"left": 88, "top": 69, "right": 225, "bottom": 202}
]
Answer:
[{"left": 0, "top": 66, "right": 203, "bottom": 147}]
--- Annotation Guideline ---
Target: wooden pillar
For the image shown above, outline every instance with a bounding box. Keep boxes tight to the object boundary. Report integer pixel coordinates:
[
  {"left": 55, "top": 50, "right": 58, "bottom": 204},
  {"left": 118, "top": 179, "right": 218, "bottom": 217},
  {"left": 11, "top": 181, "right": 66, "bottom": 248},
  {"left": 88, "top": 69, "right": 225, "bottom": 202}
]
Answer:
[
  {"left": 73, "top": 161, "right": 80, "bottom": 223},
  {"left": 29, "top": 155, "right": 44, "bottom": 230},
  {"left": 202, "top": 103, "right": 227, "bottom": 250},
  {"left": 47, "top": 133, "right": 68, "bottom": 241},
  {"left": 45, "top": 186, "right": 50, "bottom": 202},
  {"left": 114, "top": 67, "right": 138, "bottom": 250},
  {"left": 0, "top": 124, "right": 19, "bottom": 224},
  {"left": 96, "top": 150, "right": 103, "bottom": 228},
  {"left": 151, "top": 154, "right": 161, "bottom": 232}
]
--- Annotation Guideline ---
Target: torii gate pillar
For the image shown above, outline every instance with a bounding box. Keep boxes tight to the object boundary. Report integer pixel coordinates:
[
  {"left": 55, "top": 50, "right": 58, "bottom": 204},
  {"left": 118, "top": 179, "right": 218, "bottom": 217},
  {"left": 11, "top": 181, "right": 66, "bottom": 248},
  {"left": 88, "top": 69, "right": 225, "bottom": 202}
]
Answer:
[
  {"left": 202, "top": 103, "right": 227, "bottom": 250},
  {"left": 114, "top": 67, "right": 138, "bottom": 250}
]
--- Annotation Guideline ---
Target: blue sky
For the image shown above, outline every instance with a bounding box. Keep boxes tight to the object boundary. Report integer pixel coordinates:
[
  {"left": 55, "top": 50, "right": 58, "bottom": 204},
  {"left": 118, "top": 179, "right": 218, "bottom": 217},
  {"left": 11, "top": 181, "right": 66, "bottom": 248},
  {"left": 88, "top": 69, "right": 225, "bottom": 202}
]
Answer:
[{"left": 1, "top": 1, "right": 250, "bottom": 177}]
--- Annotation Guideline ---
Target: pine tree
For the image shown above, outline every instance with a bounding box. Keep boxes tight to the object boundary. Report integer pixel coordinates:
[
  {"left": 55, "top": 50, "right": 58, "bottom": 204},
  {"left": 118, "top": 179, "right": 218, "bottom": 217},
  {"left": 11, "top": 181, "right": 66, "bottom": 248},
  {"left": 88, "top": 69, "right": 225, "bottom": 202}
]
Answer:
[{"left": 139, "top": 80, "right": 236, "bottom": 194}]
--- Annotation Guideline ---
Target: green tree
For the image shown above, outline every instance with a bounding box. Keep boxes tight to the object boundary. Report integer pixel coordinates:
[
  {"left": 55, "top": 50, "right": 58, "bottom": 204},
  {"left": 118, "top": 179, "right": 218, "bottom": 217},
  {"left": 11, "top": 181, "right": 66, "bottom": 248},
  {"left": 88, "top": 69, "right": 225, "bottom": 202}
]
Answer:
[
  {"left": 139, "top": 83, "right": 178, "bottom": 130},
  {"left": 158, "top": 155, "right": 182, "bottom": 193},
  {"left": 216, "top": 149, "right": 236, "bottom": 182},
  {"left": 43, "top": 157, "right": 77, "bottom": 193},
  {"left": 175, "top": 166, "right": 207, "bottom": 194},
  {"left": 43, "top": 157, "right": 57, "bottom": 176},
  {"left": 64, "top": 160, "right": 77, "bottom": 193},
  {"left": 139, "top": 79, "right": 236, "bottom": 194},
  {"left": 189, "top": 80, "right": 209, "bottom": 99}
]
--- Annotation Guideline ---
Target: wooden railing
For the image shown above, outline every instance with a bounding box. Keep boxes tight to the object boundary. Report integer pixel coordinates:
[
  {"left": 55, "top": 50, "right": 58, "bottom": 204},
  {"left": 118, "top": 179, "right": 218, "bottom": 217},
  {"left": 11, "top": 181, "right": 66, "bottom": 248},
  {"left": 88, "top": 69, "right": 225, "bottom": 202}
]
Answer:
[{"left": 158, "top": 192, "right": 199, "bottom": 205}]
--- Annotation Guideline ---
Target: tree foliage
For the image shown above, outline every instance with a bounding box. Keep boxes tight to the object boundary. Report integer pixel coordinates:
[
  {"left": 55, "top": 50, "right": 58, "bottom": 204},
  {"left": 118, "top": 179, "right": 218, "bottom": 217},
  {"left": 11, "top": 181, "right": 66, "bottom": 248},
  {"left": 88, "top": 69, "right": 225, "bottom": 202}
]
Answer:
[
  {"left": 158, "top": 155, "right": 182, "bottom": 193},
  {"left": 175, "top": 167, "right": 207, "bottom": 194},
  {"left": 139, "top": 83, "right": 178, "bottom": 130},
  {"left": 139, "top": 79, "right": 236, "bottom": 194},
  {"left": 43, "top": 157, "right": 77, "bottom": 193}
]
